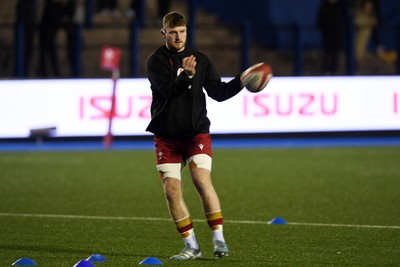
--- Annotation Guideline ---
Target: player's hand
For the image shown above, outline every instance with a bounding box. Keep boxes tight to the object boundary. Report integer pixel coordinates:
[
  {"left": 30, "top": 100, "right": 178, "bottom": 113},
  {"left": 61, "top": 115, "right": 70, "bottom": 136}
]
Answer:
[
  {"left": 240, "top": 71, "right": 246, "bottom": 87},
  {"left": 182, "top": 55, "right": 197, "bottom": 77}
]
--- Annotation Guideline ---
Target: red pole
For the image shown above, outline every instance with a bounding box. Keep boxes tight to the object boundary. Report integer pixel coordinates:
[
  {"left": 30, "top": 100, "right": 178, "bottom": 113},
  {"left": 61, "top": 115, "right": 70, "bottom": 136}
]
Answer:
[{"left": 103, "top": 69, "right": 119, "bottom": 148}]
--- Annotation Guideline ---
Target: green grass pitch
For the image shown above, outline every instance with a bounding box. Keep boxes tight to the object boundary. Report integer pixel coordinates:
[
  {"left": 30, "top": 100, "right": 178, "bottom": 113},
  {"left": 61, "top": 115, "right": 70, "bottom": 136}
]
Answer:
[{"left": 0, "top": 146, "right": 400, "bottom": 266}]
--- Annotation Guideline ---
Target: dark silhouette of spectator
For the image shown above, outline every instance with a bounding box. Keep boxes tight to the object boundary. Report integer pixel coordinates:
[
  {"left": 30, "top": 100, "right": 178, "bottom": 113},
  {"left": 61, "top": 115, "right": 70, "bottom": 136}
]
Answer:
[
  {"left": 352, "top": 0, "right": 395, "bottom": 65},
  {"left": 64, "top": 0, "right": 85, "bottom": 77},
  {"left": 317, "top": 0, "right": 346, "bottom": 75},
  {"left": 0, "top": 39, "right": 10, "bottom": 77},
  {"left": 370, "top": 0, "right": 383, "bottom": 54},
  {"left": 354, "top": 0, "right": 377, "bottom": 72},
  {"left": 38, "top": 0, "right": 65, "bottom": 77},
  {"left": 16, "top": 0, "right": 38, "bottom": 77}
]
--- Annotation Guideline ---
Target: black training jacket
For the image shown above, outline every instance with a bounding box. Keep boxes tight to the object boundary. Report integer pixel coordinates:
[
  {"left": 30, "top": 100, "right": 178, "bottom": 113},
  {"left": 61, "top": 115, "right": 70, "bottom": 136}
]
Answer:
[{"left": 146, "top": 45, "right": 243, "bottom": 139}]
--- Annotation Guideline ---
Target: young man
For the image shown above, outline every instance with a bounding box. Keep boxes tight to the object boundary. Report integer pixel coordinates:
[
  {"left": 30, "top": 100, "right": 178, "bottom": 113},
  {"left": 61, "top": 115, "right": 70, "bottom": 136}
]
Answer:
[{"left": 146, "top": 11, "right": 245, "bottom": 260}]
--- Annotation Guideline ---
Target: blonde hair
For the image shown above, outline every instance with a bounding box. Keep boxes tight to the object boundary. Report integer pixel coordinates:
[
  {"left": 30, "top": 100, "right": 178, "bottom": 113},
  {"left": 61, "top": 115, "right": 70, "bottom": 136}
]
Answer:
[{"left": 162, "top": 11, "right": 187, "bottom": 29}]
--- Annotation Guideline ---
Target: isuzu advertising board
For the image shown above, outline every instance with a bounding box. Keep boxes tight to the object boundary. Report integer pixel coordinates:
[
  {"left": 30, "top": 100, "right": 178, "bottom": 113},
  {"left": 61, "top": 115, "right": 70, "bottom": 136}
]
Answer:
[{"left": 0, "top": 76, "right": 399, "bottom": 138}]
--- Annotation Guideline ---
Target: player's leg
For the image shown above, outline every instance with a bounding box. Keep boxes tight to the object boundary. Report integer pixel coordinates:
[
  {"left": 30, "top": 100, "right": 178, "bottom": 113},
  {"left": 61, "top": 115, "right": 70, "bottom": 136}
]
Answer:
[
  {"left": 160, "top": 175, "right": 202, "bottom": 260},
  {"left": 154, "top": 137, "right": 201, "bottom": 260},
  {"left": 186, "top": 134, "right": 230, "bottom": 257},
  {"left": 189, "top": 166, "right": 220, "bottom": 213},
  {"left": 190, "top": 165, "right": 229, "bottom": 257},
  {"left": 159, "top": 166, "right": 188, "bottom": 219}
]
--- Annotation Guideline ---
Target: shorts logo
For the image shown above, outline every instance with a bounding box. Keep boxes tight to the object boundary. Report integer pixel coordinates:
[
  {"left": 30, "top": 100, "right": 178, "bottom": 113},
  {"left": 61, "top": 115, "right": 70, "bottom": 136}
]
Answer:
[
  {"left": 198, "top": 144, "right": 204, "bottom": 150},
  {"left": 158, "top": 151, "right": 163, "bottom": 160}
]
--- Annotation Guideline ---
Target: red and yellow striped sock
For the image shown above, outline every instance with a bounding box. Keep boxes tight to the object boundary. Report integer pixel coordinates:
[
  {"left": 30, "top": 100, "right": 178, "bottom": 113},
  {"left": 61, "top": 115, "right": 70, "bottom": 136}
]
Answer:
[
  {"left": 175, "top": 216, "right": 199, "bottom": 249},
  {"left": 175, "top": 216, "right": 193, "bottom": 237},
  {"left": 206, "top": 210, "right": 225, "bottom": 242}
]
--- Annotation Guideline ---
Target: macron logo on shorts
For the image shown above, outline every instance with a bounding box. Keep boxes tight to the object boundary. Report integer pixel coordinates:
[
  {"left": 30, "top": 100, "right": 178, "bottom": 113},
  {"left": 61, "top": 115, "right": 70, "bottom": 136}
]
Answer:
[{"left": 198, "top": 144, "right": 204, "bottom": 150}]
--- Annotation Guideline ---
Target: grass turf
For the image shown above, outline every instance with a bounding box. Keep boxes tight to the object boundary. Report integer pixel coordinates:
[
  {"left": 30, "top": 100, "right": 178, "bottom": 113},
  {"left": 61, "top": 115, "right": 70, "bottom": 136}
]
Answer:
[{"left": 0, "top": 147, "right": 399, "bottom": 266}]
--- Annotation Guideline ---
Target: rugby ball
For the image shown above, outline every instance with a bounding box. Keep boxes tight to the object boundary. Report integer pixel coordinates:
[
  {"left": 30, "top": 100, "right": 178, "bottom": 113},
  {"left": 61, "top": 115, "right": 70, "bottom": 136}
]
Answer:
[{"left": 241, "top": 62, "right": 273, "bottom": 93}]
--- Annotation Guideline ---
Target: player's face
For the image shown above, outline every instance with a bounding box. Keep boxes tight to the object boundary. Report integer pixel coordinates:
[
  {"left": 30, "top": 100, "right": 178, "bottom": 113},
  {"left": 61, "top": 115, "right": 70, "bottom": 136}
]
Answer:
[{"left": 164, "top": 26, "right": 187, "bottom": 52}]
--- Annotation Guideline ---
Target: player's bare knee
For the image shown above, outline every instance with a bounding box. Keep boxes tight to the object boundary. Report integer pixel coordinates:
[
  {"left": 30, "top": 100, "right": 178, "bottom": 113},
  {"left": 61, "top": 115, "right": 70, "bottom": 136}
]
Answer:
[
  {"left": 194, "top": 178, "right": 213, "bottom": 195},
  {"left": 186, "top": 154, "right": 212, "bottom": 171},
  {"left": 163, "top": 179, "right": 182, "bottom": 202},
  {"left": 164, "top": 186, "right": 179, "bottom": 202}
]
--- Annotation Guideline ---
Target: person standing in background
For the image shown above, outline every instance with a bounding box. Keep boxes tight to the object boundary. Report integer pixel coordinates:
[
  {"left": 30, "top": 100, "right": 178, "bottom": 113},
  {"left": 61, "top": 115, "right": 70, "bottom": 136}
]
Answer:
[
  {"left": 354, "top": 0, "right": 377, "bottom": 72},
  {"left": 64, "top": 0, "right": 85, "bottom": 77},
  {"left": 317, "top": 0, "right": 346, "bottom": 75},
  {"left": 370, "top": 0, "right": 383, "bottom": 55},
  {"left": 16, "top": 0, "right": 38, "bottom": 77},
  {"left": 38, "top": 0, "right": 65, "bottom": 77}
]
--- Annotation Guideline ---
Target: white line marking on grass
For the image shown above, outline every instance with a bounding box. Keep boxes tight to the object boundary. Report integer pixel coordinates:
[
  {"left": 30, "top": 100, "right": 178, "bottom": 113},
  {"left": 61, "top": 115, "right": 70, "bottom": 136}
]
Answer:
[
  {"left": 288, "top": 222, "right": 400, "bottom": 229},
  {"left": 0, "top": 212, "right": 171, "bottom": 222},
  {"left": 0, "top": 212, "right": 399, "bottom": 230}
]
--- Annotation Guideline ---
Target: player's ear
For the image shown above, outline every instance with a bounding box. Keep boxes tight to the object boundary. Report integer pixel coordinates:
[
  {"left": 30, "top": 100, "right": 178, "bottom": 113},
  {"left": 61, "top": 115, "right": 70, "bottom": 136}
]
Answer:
[{"left": 160, "top": 28, "right": 166, "bottom": 37}]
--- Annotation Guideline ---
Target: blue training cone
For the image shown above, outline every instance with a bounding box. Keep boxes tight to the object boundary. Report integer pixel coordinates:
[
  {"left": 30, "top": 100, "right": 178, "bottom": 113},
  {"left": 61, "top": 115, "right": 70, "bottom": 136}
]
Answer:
[
  {"left": 268, "top": 217, "right": 287, "bottom": 225},
  {"left": 12, "top": 258, "right": 37, "bottom": 266},
  {"left": 73, "top": 260, "right": 96, "bottom": 267},
  {"left": 139, "top": 257, "right": 163, "bottom": 265},
  {"left": 86, "top": 254, "right": 108, "bottom": 262}
]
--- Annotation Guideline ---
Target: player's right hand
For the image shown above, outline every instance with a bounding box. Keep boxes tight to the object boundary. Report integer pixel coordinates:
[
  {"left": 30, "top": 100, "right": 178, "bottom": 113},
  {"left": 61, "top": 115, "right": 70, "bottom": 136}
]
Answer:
[{"left": 182, "top": 55, "right": 197, "bottom": 77}]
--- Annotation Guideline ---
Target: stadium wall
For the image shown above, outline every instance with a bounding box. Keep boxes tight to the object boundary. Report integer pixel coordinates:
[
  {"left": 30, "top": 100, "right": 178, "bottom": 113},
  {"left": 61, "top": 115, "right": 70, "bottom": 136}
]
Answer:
[{"left": 198, "top": 0, "right": 400, "bottom": 50}]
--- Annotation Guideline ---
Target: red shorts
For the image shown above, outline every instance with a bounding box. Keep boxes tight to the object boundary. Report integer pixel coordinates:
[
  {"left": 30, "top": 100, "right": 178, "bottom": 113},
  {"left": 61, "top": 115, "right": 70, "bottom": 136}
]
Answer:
[{"left": 153, "top": 133, "right": 212, "bottom": 164}]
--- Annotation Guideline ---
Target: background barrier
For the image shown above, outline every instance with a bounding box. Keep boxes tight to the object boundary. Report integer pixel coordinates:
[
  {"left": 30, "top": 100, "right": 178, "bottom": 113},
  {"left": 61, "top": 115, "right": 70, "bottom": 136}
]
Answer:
[{"left": 1, "top": 76, "right": 399, "bottom": 138}]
